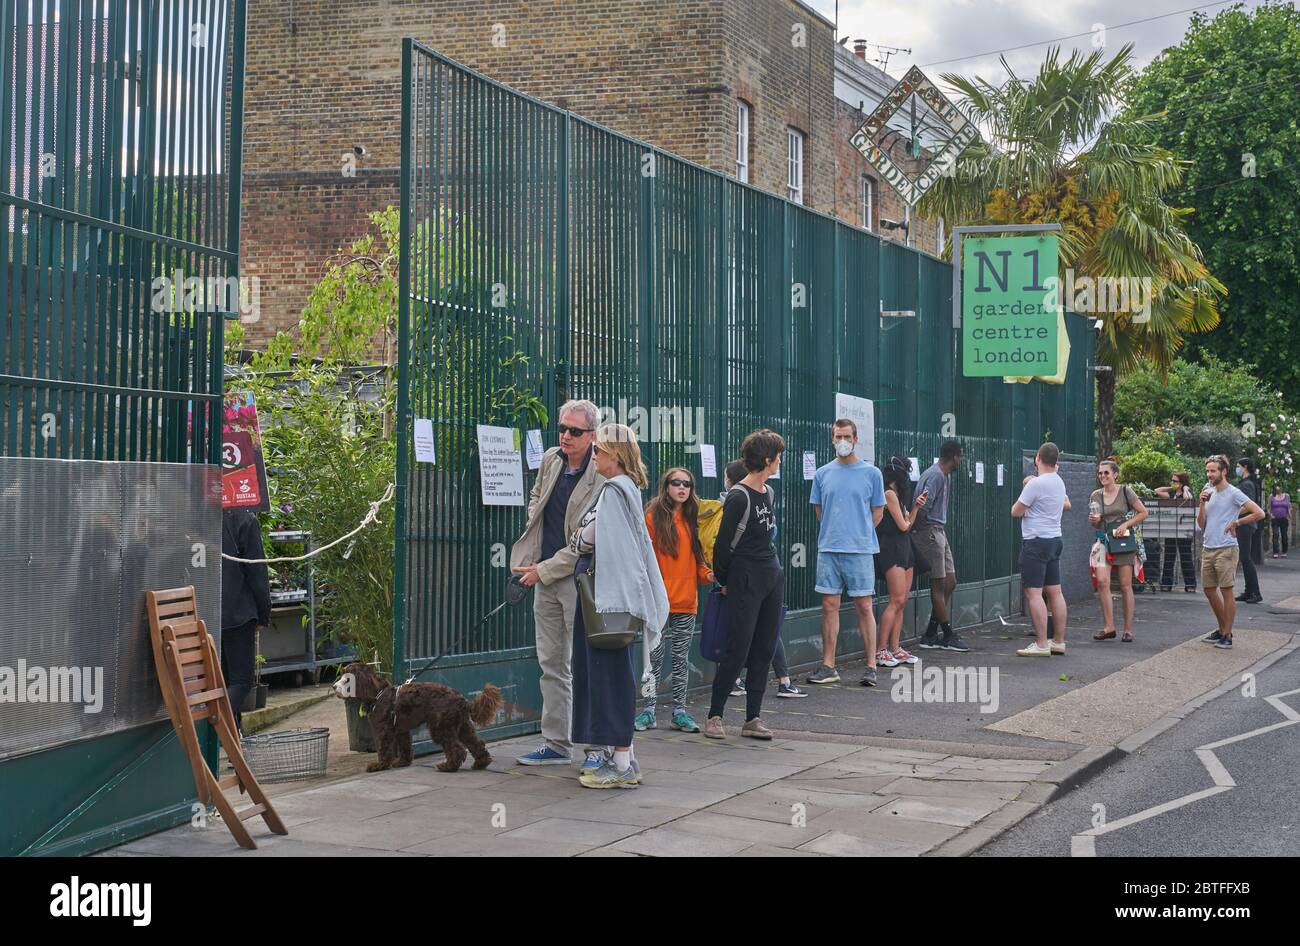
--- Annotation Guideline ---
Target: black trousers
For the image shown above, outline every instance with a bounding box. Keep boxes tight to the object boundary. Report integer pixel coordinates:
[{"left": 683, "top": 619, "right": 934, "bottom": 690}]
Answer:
[
  {"left": 1160, "top": 537, "right": 1197, "bottom": 590},
  {"left": 1238, "top": 526, "right": 1260, "bottom": 597},
  {"left": 221, "top": 619, "right": 258, "bottom": 733},
  {"left": 1273, "top": 517, "right": 1289, "bottom": 554},
  {"left": 710, "top": 556, "right": 784, "bottom": 721}
]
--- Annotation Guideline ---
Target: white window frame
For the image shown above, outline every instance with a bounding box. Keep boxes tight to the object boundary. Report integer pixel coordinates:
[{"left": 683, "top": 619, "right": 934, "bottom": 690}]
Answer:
[
  {"left": 736, "top": 100, "right": 750, "bottom": 183},
  {"left": 786, "top": 128, "right": 804, "bottom": 204},
  {"left": 861, "top": 175, "right": 875, "bottom": 232}
]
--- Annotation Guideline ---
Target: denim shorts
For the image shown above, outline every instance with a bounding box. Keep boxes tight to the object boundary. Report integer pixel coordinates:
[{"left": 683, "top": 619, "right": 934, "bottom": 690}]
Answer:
[
  {"left": 815, "top": 551, "right": 876, "bottom": 597},
  {"left": 1020, "top": 536, "right": 1063, "bottom": 589}
]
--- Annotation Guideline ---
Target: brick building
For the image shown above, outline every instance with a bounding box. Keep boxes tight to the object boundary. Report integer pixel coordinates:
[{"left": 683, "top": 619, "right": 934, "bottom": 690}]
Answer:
[{"left": 241, "top": 0, "right": 944, "bottom": 341}]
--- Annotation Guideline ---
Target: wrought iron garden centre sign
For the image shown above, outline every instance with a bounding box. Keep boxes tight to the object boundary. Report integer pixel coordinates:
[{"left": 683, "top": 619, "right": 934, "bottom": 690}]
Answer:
[{"left": 850, "top": 65, "right": 981, "bottom": 206}]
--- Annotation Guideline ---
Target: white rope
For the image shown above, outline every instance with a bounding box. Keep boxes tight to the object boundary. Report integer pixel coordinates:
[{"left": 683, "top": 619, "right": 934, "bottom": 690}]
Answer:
[{"left": 220, "top": 482, "right": 396, "bottom": 564}]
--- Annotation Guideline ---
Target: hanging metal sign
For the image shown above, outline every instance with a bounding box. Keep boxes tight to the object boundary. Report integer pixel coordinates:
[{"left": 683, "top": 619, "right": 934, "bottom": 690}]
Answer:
[{"left": 849, "top": 65, "right": 981, "bottom": 206}]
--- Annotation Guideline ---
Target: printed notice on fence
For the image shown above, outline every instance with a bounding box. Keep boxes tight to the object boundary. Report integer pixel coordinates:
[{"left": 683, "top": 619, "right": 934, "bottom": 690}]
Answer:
[
  {"left": 834, "top": 392, "right": 875, "bottom": 464},
  {"left": 477, "top": 425, "right": 525, "bottom": 506},
  {"left": 699, "top": 444, "right": 717, "bottom": 479},
  {"left": 413, "top": 418, "right": 436, "bottom": 464},
  {"left": 525, "top": 429, "right": 544, "bottom": 470},
  {"left": 803, "top": 452, "right": 817, "bottom": 480}
]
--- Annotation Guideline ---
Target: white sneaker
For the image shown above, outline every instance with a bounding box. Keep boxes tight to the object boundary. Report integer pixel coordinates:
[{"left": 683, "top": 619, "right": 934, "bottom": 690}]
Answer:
[
  {"left": 1017, "top": 642, "right": 1052, "bottom": 657},
  {"left": 1049, "top": 640, "right": 1066, "bottom": 655}
]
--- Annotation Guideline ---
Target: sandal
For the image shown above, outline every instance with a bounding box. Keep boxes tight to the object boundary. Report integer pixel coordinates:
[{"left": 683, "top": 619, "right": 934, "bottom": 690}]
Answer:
[
  {"left": 1093, "top": 629, "right": 1116, "bottom": 641},
  {"left": 1121, "top": 631, "right": 1133, "bottom": 642}
]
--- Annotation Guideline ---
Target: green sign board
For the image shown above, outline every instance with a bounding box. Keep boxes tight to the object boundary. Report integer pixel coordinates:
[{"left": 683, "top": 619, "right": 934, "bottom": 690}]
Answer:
[{"left": 962, "top": 235, "right": 1059, "bottom": 377}]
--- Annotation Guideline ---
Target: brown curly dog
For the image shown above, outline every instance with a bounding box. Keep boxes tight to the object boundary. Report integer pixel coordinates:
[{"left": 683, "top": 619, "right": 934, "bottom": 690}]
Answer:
[{"left": 333, "top": 663, "right": 502, "bottom": 773}]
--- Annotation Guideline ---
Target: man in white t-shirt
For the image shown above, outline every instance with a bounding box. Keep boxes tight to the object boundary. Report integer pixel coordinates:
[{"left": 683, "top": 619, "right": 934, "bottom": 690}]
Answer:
[
  {"left": 1198, "top": 454, "right": 1265, "bottom": 649},
  {"left": 1011, "top": 442, "right": 1071, "bottom": 657}
]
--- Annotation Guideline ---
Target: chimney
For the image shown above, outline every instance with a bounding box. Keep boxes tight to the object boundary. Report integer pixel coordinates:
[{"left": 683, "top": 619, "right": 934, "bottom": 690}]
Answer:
[{"left": 853, "top": 39, "right": 868, "bottom": 61}]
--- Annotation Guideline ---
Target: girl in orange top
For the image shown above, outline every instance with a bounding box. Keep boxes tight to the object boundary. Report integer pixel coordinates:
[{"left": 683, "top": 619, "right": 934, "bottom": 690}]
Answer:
[{"left": 636, "top": 467, "right": 713, "bottom": 733}]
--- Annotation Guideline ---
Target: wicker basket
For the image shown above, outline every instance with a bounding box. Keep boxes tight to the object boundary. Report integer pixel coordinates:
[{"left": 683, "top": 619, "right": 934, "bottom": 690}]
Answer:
[{"left": 240, "top": 728, "right": 330, "bottom": 784}]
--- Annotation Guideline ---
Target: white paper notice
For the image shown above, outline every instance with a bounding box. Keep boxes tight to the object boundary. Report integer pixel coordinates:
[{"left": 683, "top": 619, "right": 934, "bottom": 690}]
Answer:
[
  {"left": 975, "top": 462, "right": 985, "bottom": 484},
  {"left": 908, "top": 457, "right": 920, "bottom": 482},
  {"left": 997, "top": 464, "right": 1005, "bottom": 487},
  {"left": 803, "top": 452, "right": 817, "bottom": 480},
  {"left": 413, "top": 418, "right": 436, "bottom": 464},
  {"left": 477, "top": 425, "right": 525, "bottom": 506},
  {"left": 525, "top": 429, "right": 544, "bottom": 470},
  {"left": 834, "top": 392, "right": 875, "bottom": 465},
  {"left": 699, "top": 444, "right": 717, "bottom": 478}
]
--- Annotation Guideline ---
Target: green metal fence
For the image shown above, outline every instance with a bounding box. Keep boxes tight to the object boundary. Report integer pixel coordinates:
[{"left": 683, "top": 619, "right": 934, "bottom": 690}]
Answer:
[
  {"left": 1, "top": 0, "right": 246, "bottom": 855},
  {"left": 395, "top": 41, "right": 1094, "bottom": 732}
]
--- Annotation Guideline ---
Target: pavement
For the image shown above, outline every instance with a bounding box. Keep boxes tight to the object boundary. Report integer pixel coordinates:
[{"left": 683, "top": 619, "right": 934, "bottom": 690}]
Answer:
[{"left": 101, "top": 554, "right": 1299, "bottom": 857}]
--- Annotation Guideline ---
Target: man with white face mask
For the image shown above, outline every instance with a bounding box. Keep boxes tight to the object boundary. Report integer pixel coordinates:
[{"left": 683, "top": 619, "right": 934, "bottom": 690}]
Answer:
[{"left": 807, "top": 419, "right": 886, "bottom": 687}]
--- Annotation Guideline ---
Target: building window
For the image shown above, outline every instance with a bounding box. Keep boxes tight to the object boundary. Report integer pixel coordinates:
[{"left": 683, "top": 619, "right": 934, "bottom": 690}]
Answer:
[
  {"left": 736, "top": 100, "right": 750, "bottom": 183},
  {"left": 787, "top": 128, "right": 804, "bottom": 204},
  {"left": 861, "top": 176, "right": 875, "bottom": 232}
]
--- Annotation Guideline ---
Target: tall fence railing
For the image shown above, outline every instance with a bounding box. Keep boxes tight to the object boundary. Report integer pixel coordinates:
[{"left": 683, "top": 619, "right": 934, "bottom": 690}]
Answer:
[
  {"left": 1, "top": 0, "right": 242, "bottom": 464},
  {"left": 395, "top": 40, "right": 1094, "bottom": 685}
]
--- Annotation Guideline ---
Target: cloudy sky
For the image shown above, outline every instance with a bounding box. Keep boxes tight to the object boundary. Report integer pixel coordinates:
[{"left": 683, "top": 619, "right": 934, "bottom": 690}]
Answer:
[{"left": 805, "top": 0, "right": 1273, "bottom": 84}]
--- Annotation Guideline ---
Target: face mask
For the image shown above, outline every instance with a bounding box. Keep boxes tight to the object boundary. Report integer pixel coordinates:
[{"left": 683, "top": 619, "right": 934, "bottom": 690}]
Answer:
[{"left": 834, "top": 439, "right": 854, "bottom": 458}]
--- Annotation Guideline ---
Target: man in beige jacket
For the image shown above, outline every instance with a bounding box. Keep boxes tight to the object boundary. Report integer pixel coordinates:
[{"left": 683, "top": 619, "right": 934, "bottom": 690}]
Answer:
[{"left": 510, "top": 399, "right": 604, "bottom": 764}]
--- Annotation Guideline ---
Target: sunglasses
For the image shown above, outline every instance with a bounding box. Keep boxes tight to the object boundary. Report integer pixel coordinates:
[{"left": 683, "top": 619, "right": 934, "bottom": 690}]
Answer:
[
  {"left": 557, "top": 424, "right": 593, "bottom": 437},
  {"left": 667, "top": 478, "right": 693, "bottom": 489},
  {"left": 1097, "top": 470, "right": 1113, "bottom": 475}
]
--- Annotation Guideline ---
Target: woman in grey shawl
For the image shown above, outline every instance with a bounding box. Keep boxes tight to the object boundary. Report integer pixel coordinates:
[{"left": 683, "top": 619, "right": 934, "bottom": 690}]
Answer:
[{"left": 569, "top": 423, "right": 669, "bottom": 789}]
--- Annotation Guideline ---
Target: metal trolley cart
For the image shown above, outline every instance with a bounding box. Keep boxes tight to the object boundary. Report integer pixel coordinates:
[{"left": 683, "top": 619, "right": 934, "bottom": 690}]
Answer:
[
  {"left": 1137, "top": 499, "right": 1202, "bottom": 592},
  {"left": 260, "top": 530, "right": 350, "bottom": 684}
]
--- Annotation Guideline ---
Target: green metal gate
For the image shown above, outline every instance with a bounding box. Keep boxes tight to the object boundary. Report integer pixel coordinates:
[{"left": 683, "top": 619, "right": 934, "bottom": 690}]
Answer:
[
  {"left": 1, "top": 0, "right": 246, "bottom": 855},
  {"left": 395, "top": 41, "right": 1094, "bottom": 736}
]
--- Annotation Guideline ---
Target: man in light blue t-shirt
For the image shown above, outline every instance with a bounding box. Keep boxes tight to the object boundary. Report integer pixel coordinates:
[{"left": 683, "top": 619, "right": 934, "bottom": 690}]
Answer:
[
  {"left": 1198, "top": 455, "right": 1265, "bottom": 649},
  {"left": 807, "top": 419, "right": 885, "bottom": 688},
  {"left": 1011, "top": 442, "right": 1070, "bottom": 657}
]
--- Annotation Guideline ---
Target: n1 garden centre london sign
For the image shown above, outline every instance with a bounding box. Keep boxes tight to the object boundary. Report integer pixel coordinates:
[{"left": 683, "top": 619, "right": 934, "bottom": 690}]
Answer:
[
  {"left": 850, "top": 65, "right": 981, "bottom": 207},
  {"left": 961, "top": 234, "right": 1060, "bottom": 376}
]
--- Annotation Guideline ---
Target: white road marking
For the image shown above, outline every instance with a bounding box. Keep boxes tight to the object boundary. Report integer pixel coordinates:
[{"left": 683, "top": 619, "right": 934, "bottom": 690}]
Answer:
[{"left": 1071, "top": 687, "right": 1300, "bottom": 855}]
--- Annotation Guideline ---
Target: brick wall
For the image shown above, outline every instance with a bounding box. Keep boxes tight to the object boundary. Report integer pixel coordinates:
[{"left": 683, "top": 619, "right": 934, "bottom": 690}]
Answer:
[{"left": 240, "top": 0, "right": 928, "bottom": 341}]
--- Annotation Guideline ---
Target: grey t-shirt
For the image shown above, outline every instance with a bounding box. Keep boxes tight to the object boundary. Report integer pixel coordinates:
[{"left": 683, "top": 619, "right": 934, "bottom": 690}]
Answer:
[
  {"left": 1202, "top": 483, "right": 1248, "bottom": 550},
  {"left": 914, "top": 463, "right": 950, "bottom": 526}
]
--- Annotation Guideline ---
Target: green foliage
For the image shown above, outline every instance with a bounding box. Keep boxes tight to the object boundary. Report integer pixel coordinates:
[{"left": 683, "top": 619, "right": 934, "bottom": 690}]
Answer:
[
  {"left": 1244, "top": 411, "right": 1300, "bottom": 497},
  {"left": 235, "top": 209, "right": 404, "bottom": 669},
  {"left": 1114, "top": 355, "right": 1278, "bottom": 432},
  {"left": 1120, "top": 445, "right": 1185, "bottom": 491},
  {"left": 1124, "top": 3, "right": 1300, "bottom": 403},
  {"left": 1169, "top": 424, "right": 1244, "bottom": 462}
]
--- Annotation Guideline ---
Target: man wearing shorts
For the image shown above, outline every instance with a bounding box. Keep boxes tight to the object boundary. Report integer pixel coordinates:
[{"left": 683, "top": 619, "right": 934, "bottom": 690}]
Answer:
[
  {"left": 806, "top": 420, "right": 885, "bottom": 687},
  {"left": 913, "top": 439, "right": 969, "bottom": 651},
  {"left": 1199, "top": 455, "right": 1265, "bottom": 649},
  {"left": 1012, "top": 442, "right": 1070, "bottom": 657}
]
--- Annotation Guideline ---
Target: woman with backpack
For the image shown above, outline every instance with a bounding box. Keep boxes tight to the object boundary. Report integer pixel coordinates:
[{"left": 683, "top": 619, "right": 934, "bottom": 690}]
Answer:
[
  {"left": 1088, "top": 460, "right": 1149, "bottom": 641},
  {"left": 703, "top": 429, "right": 786, "bottom": 741},
  {"left": 634, "top": 468, "right": 714, "bottom": 734}
]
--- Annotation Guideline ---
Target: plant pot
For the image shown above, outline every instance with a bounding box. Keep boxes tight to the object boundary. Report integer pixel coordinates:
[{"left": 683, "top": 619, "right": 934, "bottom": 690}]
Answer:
[
  {"left": 344, "top": 697, "right": 377, "bottom": 753},
  {"left": 240, "top": 682, "right": 269, "bottom": 713}
]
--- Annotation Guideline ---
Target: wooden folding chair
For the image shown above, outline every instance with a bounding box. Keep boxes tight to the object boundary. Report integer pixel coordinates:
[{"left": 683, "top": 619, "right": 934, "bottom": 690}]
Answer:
[{"left": 146, "top": 586, "right": 287, "bottom": 850}]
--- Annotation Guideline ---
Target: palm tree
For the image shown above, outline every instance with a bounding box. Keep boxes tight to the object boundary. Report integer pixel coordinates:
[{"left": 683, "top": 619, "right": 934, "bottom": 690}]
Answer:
[{"left": 919, "top": 45, "right": 1225, "bottom": 458}]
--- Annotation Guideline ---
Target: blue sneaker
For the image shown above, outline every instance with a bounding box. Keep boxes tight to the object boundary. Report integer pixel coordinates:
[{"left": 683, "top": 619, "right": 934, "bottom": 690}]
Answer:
[
  {"left": 1214, "top": 636, "right": 1233, "bottom": 649},
  {"left": 633, "top": 710, "right": 656, "bottom": 731},
  {"left": 671, "top": 709, "right": 701, "bottom": 732},
  {"left": 515, "top": 744, "right": 571, "bottom": 766},
  {"left": 580, "top": 749, "right": 609, "bottom": 774}
]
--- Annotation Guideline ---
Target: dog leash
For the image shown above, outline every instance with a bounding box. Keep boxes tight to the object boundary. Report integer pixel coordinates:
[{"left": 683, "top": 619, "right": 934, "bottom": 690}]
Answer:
[{"left": 401, "top": 574, "right": 530, "bottom": 684}]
